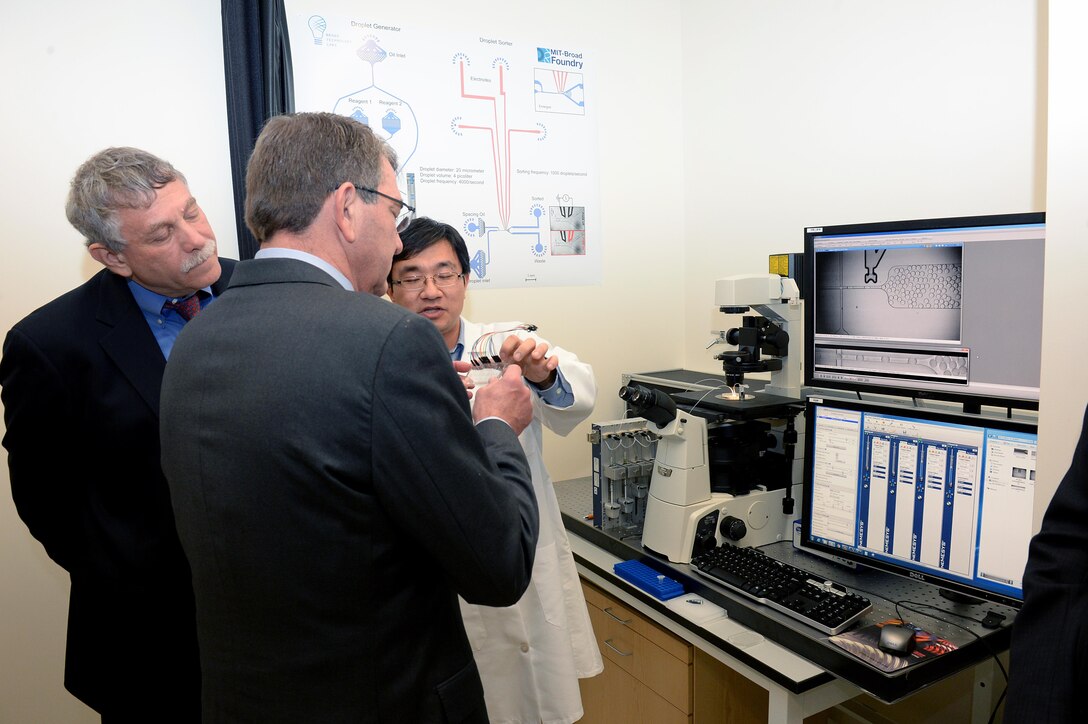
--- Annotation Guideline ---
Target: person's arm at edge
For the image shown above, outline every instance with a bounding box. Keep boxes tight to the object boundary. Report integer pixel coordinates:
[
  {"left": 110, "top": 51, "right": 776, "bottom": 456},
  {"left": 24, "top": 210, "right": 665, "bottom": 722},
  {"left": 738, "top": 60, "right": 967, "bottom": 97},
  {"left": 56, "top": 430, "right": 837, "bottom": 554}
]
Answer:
[{"left": 1005, "top": 404, "right": 1088, "bottom": 722}]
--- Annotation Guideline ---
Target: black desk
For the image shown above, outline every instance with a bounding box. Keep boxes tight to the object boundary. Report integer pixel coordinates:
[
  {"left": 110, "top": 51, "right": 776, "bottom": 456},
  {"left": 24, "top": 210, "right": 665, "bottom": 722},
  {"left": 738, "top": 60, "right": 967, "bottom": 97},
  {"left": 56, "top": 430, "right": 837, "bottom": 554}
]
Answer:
[{"left": 557, "top": 477, "right": 1012, "bottom": 721}]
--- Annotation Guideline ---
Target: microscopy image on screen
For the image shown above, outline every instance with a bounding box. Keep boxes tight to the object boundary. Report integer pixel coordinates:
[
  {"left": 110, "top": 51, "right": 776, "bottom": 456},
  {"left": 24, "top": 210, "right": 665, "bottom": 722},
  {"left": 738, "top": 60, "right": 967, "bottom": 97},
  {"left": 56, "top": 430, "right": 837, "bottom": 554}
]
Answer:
[
  {"left": 815, "top": 246, "right": 963, "bottom": 342},
  {"left": 813, "top": 346, "right": 968, "bottom": 383}
]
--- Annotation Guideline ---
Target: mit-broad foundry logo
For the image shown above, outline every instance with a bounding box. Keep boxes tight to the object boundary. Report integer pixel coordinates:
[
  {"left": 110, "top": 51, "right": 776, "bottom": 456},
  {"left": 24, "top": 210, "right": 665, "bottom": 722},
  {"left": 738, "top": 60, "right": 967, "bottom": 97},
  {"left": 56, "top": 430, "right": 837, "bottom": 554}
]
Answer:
[{"left": 536, "top": 46, "right": 583, "bottom": 69}]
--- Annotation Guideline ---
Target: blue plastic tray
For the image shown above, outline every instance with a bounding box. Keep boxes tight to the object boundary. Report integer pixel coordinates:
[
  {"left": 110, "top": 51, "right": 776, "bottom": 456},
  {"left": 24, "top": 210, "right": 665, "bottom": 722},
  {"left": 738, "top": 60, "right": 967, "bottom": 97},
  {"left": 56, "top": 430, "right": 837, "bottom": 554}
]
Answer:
[{"left": 613, "top": 560, "right": 685, "bottom": 601}]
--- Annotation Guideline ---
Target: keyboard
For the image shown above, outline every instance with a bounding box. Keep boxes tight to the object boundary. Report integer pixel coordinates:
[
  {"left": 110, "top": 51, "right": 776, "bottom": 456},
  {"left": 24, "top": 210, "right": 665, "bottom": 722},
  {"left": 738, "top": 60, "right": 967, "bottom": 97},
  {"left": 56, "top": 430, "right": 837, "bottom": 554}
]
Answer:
[{"left": 690, "top": 543, "right": 872, "bottom": 635}]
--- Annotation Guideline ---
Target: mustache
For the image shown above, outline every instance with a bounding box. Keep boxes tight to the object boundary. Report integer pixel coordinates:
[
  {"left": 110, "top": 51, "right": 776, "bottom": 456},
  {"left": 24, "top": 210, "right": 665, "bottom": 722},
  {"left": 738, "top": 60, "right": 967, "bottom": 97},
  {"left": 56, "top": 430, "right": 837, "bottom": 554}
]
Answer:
[{"left": 182, "top": 237, "right": 217, "bottom": 273}]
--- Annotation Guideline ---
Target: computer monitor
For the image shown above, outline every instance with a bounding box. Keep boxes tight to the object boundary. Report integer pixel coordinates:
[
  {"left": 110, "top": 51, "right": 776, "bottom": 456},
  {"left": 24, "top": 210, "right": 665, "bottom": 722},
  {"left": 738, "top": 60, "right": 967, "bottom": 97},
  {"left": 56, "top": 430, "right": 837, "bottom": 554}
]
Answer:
[
  {"left": 804, "top": 213, "right": 1045, "bottom": 411},
  {"left": 799, "top": 396, "right": 1036, "bottom": 608}
]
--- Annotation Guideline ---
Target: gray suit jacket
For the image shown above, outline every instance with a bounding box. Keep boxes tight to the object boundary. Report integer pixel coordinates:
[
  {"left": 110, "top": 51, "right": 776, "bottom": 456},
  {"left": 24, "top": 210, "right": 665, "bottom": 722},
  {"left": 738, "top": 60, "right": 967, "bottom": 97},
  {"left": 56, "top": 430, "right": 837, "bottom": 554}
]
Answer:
[{"left": 160, "top": 258, "right": 537, "bottom": 723}]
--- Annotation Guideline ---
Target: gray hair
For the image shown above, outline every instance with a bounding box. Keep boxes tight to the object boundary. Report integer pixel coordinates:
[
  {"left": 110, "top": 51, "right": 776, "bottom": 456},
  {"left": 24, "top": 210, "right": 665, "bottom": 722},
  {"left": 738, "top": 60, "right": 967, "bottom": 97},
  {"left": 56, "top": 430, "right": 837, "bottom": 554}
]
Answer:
[
  {"left": 66, "top": 147, "right": 186, "bottom": 253},
  {"left": 244, "top": 112, "right": 398, "bottom": 243}
]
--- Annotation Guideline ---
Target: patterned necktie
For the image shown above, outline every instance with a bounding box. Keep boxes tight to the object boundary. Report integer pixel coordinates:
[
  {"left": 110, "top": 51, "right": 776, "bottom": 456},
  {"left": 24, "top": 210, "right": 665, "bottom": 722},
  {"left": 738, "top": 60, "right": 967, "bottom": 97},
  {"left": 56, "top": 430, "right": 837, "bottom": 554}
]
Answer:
[{"left": 162, "top": 294, "right": 203, "bottom": 321}]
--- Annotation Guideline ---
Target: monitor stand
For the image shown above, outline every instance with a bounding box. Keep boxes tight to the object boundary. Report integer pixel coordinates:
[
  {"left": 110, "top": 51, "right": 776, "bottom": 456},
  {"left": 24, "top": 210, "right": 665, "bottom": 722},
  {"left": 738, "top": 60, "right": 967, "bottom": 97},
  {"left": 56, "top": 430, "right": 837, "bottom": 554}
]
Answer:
[
  {"left": 961, "top": 401, "right": 982, "bottom": 415},
  {"left": 940, "top": 588, "right": 983, "bottom": 605}
]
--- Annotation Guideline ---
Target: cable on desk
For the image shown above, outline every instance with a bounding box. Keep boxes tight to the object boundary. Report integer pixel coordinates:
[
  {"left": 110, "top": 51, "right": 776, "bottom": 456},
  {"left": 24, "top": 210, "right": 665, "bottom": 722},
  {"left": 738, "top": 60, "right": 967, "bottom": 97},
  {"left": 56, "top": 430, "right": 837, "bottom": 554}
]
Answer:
[{"left": 986, "top": 688, "right": 1007, "bottom": 724}]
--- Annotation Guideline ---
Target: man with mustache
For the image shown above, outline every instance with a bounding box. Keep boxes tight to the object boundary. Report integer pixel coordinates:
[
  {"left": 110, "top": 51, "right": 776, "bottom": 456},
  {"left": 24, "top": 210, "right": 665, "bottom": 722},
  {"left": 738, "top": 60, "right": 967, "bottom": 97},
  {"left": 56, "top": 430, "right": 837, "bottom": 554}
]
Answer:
[{"left": 0, "top": 147, "right": 235, "bottom": 722}]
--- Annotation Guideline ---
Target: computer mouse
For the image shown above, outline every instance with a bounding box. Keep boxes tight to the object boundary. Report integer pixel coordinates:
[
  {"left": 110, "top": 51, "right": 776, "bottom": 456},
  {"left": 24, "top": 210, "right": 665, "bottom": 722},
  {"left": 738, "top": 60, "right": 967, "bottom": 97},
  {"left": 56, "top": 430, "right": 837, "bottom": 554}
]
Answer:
[{"left": 877, "top": 624, "right": 916, "bottom": 655}]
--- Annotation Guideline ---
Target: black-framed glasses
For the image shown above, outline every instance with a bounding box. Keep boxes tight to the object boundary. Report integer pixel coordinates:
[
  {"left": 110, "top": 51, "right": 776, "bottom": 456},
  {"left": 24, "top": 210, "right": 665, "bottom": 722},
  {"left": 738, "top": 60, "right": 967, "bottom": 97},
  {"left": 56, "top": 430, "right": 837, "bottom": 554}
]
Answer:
[
  {"left": 351, "top": 184, "right": 416, "bottom": 233},
  {"left": 391, "top": 271, "right": 465, "bottom": 291}
]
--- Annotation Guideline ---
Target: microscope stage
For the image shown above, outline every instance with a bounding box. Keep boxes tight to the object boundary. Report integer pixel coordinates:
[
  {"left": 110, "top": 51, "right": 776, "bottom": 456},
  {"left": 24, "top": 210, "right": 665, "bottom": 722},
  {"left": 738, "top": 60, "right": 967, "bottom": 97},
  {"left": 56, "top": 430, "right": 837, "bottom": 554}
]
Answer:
[{"left": 673, "top": 390, "right": 802, "bottom": 420}]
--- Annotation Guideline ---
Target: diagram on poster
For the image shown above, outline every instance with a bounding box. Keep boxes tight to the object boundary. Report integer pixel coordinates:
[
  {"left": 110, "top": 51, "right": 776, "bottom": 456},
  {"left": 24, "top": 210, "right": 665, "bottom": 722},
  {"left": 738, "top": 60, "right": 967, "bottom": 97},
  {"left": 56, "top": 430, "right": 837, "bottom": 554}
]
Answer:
[{"left": 286, "top": 3, "right": 600, "bottom": 288}]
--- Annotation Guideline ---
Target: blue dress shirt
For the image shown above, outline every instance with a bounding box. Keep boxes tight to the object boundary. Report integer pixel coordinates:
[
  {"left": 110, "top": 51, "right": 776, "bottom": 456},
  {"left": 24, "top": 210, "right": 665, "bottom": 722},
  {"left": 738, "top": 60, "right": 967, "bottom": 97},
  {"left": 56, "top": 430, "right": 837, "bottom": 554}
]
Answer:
[{"left": 128, "top": 281, "right": 214, "bottom": 360}]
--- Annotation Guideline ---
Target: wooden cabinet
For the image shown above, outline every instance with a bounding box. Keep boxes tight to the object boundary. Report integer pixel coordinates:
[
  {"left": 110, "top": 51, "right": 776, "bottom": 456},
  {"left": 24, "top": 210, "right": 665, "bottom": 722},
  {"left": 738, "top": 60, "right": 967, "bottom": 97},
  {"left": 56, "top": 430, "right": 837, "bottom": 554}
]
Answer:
[
  {"left": 580, "top": 580, "right": 692, "bottom": 723},
  {"left": 692, "top": 648, "right": 770, "bottom": 723},
  {"left": 579, "top": 579, "right": 781, "bottom": 724}
]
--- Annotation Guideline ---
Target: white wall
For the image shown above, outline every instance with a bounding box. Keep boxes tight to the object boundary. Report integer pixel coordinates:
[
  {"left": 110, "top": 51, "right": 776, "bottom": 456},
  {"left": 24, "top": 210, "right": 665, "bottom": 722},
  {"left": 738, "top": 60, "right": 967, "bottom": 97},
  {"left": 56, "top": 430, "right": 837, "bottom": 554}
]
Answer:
[
  {"left": 1038, "top": 0, "right": 1088, "bottom": 527},
  {"left": 0, "top": 2, "right": 236, "bottom": 721}
]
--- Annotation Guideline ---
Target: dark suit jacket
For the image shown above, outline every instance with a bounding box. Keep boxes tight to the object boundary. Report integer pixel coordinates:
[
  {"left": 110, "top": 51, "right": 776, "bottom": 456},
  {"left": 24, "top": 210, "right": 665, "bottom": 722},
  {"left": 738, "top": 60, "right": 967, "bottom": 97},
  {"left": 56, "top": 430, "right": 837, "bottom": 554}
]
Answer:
[
  {"left": 160, "top": 258, "right": 538, "bottom": 724},
  {"left": 0, "top": 260, "right": 235, "bottom": 716},
  {"left": 1006, "top": 404, "right": 1088, "bottom": 722}
]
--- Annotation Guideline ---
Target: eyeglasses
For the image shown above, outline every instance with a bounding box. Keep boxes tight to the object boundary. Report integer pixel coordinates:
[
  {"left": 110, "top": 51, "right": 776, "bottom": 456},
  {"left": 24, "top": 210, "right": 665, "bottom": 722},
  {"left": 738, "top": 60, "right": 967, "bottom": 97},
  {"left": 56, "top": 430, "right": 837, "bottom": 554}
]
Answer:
[
  {"left": 391, "top": 271, "right": 465, "bottom": 291},
  {"left": 351, "top": 184, "right": 416, "bottom": 233}
]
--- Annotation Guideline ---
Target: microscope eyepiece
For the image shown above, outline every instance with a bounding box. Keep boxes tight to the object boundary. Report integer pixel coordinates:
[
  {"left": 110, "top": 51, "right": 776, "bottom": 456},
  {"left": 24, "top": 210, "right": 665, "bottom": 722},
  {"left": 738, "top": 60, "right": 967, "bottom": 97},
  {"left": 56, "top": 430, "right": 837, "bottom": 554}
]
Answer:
[
  {"left": 618, "top": 383, "right": 651, "bottom": 406},
  {"left": 618, "top": 384, "right": 677, "bottom": 427}
]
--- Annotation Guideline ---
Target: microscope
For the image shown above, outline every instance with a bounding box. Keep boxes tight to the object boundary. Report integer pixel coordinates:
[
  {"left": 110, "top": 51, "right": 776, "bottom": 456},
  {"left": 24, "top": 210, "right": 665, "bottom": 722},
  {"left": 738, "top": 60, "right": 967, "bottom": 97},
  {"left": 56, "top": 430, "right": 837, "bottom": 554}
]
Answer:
[
  {"left": 613, "top": 273, "right": 805, "bottom": 564},
  {"left": 709, "top": 273, "right": 803, "bottom": 399}
]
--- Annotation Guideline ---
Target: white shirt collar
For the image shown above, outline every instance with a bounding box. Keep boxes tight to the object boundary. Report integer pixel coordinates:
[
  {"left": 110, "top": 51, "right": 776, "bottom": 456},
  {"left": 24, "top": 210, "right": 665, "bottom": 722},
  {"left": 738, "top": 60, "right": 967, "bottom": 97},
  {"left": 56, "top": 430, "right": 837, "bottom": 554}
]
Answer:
[{"left": 254, "top": 247, "right": 354, "bottom": 291}]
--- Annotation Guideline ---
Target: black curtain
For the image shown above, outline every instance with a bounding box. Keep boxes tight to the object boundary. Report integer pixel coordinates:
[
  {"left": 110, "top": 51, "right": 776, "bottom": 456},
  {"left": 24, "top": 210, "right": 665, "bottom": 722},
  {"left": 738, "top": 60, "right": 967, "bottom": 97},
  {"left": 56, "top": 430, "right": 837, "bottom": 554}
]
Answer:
[{"left": 221, "top": 0, "right": 294, "bottom": 259}]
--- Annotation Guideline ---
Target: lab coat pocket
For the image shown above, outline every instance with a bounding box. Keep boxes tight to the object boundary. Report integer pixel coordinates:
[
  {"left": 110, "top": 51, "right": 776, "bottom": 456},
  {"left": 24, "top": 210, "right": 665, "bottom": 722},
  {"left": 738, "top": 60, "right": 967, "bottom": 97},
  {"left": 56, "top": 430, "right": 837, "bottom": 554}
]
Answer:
[
  {"left": 532, "top": 542, "right": 568, "bottom": 628},
  {"left": 458, "top": 597, "right": 488, "bottom": 651}
]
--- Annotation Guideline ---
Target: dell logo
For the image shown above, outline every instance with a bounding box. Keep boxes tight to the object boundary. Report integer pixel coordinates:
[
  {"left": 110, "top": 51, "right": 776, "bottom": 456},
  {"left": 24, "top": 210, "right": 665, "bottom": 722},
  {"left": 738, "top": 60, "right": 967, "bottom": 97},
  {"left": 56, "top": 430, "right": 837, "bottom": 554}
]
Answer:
[{"left": 909, "top": 571, "right": 925, "bottom": 581}]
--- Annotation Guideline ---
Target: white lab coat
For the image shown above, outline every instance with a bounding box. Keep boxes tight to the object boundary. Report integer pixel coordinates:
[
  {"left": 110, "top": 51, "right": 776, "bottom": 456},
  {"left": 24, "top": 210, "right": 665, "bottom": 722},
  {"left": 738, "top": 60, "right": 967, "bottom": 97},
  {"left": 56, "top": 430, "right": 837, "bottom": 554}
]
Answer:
[{"left": 458, "top": 319, "right": 604, "bottom": 724}]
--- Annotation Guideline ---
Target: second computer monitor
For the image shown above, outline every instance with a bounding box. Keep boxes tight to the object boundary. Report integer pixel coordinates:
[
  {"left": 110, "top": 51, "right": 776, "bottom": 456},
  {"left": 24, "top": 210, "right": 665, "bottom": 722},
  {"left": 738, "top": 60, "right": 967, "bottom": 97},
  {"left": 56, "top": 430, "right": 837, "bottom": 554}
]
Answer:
[{"left": 799, "top": 396, "right": 1037, "bottom": 608}]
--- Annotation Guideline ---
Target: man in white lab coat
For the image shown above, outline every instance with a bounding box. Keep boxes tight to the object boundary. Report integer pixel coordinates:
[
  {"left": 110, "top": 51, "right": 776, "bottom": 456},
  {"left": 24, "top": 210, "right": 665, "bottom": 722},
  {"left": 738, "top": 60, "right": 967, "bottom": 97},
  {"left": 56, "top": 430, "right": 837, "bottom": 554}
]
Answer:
[{"left": 389, "top": 217, "right": 603, "bottom": 724}]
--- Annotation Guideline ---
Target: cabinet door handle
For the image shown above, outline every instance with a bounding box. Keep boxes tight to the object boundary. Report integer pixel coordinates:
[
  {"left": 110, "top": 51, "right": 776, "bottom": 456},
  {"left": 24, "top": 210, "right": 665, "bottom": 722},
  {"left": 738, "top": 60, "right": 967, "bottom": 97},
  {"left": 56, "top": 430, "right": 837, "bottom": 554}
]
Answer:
[
  {"left": 603, "top": 607, "right": 632, "bottom": 625},
  {"left": 604, "top": 638, "right": 633, "bottom": 657}
]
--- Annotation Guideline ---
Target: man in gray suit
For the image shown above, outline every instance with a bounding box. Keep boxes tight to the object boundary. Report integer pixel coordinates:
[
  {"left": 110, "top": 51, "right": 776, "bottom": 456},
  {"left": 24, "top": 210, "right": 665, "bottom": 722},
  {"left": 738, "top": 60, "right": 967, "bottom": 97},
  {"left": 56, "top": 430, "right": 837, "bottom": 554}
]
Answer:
[{"left": 159, "top": 112, "right": 538, "bottom": 723}]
